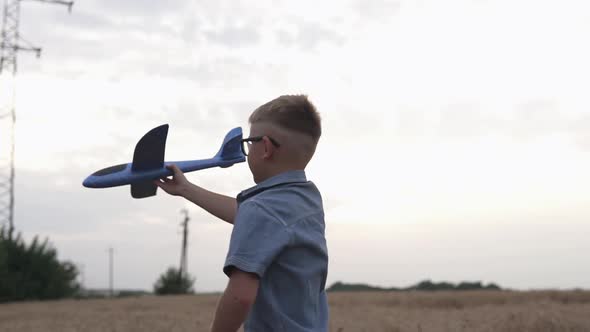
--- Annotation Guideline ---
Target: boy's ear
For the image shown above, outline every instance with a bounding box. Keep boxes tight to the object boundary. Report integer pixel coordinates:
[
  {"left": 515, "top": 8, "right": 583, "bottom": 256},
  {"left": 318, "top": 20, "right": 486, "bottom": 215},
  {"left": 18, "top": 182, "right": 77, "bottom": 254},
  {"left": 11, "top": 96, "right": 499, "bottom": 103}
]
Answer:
[{"left": 262, "top": 136, "right": 274, "bottom": 160}]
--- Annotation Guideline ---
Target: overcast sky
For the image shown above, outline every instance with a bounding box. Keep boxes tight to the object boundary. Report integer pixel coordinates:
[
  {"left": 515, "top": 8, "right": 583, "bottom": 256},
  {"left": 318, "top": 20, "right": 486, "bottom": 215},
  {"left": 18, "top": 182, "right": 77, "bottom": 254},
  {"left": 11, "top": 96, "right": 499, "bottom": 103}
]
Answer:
[{"left": 1, "top": 0, "right": 589, "bottom": 292}]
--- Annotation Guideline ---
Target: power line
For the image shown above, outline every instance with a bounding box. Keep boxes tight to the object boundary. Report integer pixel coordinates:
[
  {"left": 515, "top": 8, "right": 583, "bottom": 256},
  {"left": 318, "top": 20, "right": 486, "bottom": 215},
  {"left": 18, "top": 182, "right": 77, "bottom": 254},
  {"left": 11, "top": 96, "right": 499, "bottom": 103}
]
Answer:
[{"left": 108, "top": 247, "right": 114, "bottom": 297}]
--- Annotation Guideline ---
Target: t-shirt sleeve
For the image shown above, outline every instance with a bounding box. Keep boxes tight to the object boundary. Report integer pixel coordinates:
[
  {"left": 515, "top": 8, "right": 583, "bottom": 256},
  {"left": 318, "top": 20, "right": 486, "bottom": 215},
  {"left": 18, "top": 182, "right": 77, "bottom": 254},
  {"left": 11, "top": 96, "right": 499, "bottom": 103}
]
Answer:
[{"left": 223, "top": 200, "right": 291, "bottom": 278}]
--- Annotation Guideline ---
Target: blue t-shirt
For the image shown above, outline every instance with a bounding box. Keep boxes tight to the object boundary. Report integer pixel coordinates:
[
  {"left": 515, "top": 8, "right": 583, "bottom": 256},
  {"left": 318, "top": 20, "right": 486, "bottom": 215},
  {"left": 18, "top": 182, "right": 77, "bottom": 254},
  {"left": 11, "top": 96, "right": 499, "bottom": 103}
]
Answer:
[{"left": 223, "top": 170, "right": 329, "bottom": 331}]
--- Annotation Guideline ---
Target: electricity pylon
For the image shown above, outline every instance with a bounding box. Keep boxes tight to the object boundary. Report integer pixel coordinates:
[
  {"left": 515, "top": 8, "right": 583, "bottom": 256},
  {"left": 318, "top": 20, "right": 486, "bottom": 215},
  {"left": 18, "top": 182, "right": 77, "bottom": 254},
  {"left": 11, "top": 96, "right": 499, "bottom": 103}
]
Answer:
[{"left": 0, "top": 0, "right": 73, "bottom": 239}]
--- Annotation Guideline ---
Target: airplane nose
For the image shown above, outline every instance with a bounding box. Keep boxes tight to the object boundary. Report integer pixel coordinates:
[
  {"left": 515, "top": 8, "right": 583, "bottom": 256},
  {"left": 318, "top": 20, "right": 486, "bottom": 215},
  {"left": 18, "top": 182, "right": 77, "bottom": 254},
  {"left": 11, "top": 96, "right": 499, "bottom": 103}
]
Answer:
[{"left": 82, "top": 176, "right": 94, "bottom": 188}]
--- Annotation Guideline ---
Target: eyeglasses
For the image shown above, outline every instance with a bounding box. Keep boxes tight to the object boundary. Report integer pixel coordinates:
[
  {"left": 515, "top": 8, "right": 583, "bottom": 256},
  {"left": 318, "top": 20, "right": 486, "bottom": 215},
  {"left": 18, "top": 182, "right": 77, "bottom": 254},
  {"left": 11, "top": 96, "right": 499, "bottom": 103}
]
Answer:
[{"left": 240, "top": 136, "right": 281, "bottom": 156}]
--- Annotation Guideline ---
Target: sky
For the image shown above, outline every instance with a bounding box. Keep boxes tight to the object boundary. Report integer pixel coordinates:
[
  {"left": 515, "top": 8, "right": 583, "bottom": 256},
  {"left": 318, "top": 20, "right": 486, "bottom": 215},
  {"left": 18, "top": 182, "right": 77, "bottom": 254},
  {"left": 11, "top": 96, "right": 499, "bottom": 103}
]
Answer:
[{"left": 1, "top": 0, "right": 589, "bottom": 292}]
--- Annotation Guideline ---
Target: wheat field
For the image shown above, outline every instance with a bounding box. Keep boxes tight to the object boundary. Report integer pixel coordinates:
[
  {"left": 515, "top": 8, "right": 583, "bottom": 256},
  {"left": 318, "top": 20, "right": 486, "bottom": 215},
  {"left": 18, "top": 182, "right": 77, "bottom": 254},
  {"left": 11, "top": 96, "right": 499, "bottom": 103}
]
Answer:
[{"left": 1, "top": 291, "right": 589, "bottom": 332}]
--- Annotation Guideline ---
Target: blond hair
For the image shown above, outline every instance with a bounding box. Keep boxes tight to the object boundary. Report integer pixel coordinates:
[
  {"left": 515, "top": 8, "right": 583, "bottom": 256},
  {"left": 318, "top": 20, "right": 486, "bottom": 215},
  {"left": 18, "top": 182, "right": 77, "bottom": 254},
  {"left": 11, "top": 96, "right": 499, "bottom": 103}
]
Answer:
[{"left": 249, "top": 95, "right": 321, "bottom": 143}]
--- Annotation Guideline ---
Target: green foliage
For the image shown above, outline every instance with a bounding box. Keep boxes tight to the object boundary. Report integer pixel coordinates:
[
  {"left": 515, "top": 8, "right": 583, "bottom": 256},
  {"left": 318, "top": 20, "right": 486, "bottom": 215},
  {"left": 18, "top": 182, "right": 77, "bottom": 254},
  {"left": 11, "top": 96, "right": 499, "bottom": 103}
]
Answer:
[
  {"left": 484, "top": 283, "right": 501, "bottom": 290},
  {"left": 415, "top": 280, "right": 456, "bottom": 291},
  {"left": 327, "top": 279, "right": 502, "bottom": 292},
  {"left": 153, "top": 267, "right": 195, "bottom": 295},
  {"left": 0, "top": 227, "right": 80, "bottom": 302},
  {"left": 456, "top": 281, "right": 485, "bottom": 290},
  {"left": 327, "top": 281, "right": 400, "bottom": 292}
]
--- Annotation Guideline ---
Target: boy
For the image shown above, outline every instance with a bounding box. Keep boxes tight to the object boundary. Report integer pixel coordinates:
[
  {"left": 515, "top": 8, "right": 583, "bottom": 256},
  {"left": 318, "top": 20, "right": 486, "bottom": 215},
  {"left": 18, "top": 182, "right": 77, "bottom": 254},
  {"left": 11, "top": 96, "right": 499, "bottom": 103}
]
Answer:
[{"left": 154, "top": 95, "right": 329, "bottom": 332}]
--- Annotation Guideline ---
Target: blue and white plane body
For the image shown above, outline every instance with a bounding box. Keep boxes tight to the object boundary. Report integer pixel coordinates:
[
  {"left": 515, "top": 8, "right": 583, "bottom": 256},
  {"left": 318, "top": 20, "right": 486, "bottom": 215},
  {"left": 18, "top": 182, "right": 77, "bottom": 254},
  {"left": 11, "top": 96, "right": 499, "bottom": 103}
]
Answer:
[{"left": 82, "top": 124, "right": 245, "bottom": 198}]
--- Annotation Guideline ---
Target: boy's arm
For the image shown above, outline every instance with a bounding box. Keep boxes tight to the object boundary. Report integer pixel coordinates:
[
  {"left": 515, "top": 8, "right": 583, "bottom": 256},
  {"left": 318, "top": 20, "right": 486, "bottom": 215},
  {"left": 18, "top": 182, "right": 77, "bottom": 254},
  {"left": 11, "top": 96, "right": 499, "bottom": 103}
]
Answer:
[
  {"left": 210, "top": 269, "right": 259, "bottom": 332},
  {"left": 154, "top": 165, "right": 237, "bottom": 224},
  {"left": 180, "top": 182, "right": 237, "bottom": 224}
]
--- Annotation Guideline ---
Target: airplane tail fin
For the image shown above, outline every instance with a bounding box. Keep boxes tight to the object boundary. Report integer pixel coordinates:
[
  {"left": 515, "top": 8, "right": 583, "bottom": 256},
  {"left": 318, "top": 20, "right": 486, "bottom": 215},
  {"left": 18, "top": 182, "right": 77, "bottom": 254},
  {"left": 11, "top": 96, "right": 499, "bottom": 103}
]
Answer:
[
  {"left": 214, "top": 127, "right": 245, "bottom": 162},
  {"left": 130, "top": 124, "right": 168, "bottom": 198},
  {"left": 132, "top": 124, "right": 168, "bottom": 171}
]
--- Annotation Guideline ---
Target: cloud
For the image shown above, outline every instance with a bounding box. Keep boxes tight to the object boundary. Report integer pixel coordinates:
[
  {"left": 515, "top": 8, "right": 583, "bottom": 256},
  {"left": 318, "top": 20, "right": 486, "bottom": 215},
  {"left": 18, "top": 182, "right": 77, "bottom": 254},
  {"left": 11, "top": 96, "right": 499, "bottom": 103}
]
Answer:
[
  {"left": 8, "top": 0, "right": 590, "bottom": 292},
  {"left": 352, "top": 0, "right": 401, "bottom": 20},
  {"left": 277, "top": 21, "right": 346, "bottom": 50},
  {"left": 436, "top": 103, "right": 508, "bottom": 138},
  {"left": 15, "top": 169, "right": 169, "bottom": 234},
  {"left": 327, "top": 219, "right": 590, "bottom": 290},
  {"left": 84, "top": 0, "right": 189, "bottom": 19},
  {"left": 203, "top": 24, "right": 261, "bottom": 48},
  {"left": 387, "top": 99, "right": 590, "bottom": 150}
]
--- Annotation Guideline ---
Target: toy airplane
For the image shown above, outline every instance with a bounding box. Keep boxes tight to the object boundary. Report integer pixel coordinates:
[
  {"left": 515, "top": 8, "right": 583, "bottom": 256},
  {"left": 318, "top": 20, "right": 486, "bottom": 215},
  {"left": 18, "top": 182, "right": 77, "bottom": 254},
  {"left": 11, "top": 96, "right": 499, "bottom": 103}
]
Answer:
[{"left": 83, "top": 124, "right": 245, "bottom": 198}]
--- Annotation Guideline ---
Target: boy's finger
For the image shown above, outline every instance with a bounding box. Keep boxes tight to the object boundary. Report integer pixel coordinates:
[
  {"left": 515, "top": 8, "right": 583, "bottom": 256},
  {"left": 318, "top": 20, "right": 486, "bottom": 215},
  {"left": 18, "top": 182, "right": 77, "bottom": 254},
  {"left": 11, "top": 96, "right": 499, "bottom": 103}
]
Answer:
[
  {"left": 166, "top": 164, "right": 181, "bottom": 175},
  {"left": 154, "top": 178, "right": 171, "bottom": 186}
]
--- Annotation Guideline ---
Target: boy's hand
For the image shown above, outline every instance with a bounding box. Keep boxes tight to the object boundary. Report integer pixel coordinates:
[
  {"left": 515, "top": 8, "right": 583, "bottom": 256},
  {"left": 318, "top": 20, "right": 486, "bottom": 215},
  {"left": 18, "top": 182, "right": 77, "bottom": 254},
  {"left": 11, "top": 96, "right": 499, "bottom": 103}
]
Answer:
[{"left": 154, "top": 164, "right": 190, "bottom": 196}]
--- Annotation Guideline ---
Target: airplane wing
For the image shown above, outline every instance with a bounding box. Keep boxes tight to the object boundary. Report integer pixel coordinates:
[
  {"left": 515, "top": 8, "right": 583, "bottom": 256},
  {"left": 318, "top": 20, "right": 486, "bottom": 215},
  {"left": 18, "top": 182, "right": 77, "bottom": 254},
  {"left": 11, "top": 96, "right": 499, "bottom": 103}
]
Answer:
[{"left": 130, "top": 124, "right": 168, "bottom": 198}]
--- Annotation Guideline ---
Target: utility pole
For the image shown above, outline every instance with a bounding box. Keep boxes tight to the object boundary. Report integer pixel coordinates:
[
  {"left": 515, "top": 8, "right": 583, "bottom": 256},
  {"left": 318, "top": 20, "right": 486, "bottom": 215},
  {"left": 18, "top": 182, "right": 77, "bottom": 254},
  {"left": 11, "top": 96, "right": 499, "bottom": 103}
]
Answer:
[
  {"left": 0, "top": 0, "right": 73, "bottom": 240},
  {"left": 79, "top": 262, "right": 85, "bottom": 291},
  {"left": 179, "top": 209, "right": 190, "bottom": 281},
  {"left": 108, "top": 247, "right": 114, "bottom": 297}
]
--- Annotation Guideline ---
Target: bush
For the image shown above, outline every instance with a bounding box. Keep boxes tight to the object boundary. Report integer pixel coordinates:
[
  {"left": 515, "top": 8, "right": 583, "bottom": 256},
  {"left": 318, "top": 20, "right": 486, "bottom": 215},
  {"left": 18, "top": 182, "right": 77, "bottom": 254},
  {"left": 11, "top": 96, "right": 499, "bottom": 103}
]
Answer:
[
  {"left": 0, "top": 227, "right": 80, "bottom": 302},
  {"left": 327, "top": 280, "right": 503, "bottom": 292},
  {"left": 153, "top": 267, "right": 195, "bottom": 295}
]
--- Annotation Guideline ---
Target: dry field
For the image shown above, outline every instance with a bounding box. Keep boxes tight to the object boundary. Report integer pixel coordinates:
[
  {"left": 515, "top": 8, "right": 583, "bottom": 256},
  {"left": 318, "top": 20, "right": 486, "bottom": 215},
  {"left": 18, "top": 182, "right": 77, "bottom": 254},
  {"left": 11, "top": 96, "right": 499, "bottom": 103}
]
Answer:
[{"left": 0, "top": 290, "right": 589, "bottom": 332}]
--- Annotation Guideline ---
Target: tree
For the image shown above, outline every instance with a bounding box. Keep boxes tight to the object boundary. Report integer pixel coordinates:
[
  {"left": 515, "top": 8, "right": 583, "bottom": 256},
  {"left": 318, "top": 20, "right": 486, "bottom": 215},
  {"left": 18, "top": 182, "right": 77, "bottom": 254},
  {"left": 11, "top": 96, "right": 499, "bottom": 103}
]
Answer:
[
  {"left": 153, "top": 267, "right": 195, "bottom": 295},
  {"left": 0, "top": 227, "right": 79, "bottom": 302}
]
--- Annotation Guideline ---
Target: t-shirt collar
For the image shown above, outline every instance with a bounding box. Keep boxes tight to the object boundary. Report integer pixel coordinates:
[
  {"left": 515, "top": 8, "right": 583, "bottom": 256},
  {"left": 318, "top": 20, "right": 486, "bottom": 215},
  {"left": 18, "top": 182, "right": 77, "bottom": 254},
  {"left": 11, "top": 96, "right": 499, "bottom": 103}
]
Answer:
[{"left": 237, "top": 170, "right": 307, "bottom": 203}]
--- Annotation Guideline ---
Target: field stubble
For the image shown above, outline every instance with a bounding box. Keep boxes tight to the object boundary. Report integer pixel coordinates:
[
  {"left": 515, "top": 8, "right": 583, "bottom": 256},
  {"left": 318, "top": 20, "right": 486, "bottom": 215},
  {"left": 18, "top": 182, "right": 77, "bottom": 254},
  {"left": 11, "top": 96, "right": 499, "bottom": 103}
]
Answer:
[{"left": 0, "top": 290, "right": 589, "bottom": 331}]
